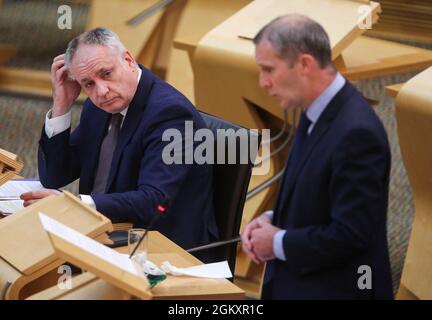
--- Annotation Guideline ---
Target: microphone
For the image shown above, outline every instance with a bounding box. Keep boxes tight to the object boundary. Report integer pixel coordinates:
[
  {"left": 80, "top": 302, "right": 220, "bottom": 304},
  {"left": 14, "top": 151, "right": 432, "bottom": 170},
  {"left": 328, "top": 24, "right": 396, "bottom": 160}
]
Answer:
[
  {"left": 129, "top": 197, "right": 169, "bottom": 259},
  {"left": 186, "top": 236, "right": 242, "bottom": 253}
]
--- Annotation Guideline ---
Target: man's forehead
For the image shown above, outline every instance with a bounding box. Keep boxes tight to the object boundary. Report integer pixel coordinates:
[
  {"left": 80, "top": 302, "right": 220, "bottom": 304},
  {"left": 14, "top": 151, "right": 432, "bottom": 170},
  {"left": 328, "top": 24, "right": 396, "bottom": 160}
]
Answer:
[
  {"left": 69, "top": 47, "right": 117, "bottom": 79},
  {"left": 255, "top": 43, "right": 278, "bottom": 64}
]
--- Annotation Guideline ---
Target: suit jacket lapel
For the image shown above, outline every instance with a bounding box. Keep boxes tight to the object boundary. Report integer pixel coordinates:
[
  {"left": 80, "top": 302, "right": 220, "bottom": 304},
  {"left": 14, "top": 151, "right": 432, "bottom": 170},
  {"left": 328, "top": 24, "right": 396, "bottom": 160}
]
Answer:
[
  {"left": 105, "top": 65, "right": 154, "bottom": 192},
  {"left": 275, "top": 82, "right": 353, "bottom": 223},
  {"left": 82, "top": 108, "right": 110, "bottom": 194}
]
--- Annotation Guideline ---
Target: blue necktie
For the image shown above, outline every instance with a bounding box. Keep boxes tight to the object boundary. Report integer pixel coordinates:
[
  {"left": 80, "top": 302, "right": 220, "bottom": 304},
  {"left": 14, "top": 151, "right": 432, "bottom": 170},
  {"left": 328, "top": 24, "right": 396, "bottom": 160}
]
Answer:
[
  {"left": 286, "top": 112, "right": 312, "bottom": 169},
  {"left": 273, "top": 112, "right": 311, "bottom": 223}
]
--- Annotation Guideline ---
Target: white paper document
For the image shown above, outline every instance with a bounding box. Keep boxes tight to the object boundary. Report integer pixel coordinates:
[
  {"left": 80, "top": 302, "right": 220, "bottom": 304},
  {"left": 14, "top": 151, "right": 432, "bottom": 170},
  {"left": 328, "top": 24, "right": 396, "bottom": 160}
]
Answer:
[
  {"left": 0, "top": 180, "right": 45, "bottom": 214},
  {"left": 0, "top": 179, "right": 45, "bottom": 198},
  {"left": 161, "top": 261, "right": 233, "bottom": 279},
  {"left": 0, "top": 200, "right": 24, "bottom": 215},
  {"left": 38, "top": 212, "right": 140, "bottom": 277}
]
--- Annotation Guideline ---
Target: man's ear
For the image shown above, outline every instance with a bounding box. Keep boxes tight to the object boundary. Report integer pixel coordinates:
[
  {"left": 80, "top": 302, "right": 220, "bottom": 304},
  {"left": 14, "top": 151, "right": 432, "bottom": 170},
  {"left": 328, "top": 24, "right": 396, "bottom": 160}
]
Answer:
[
  {"left": 298, "top": 54, "right": 317, "bottom": 75},
  {"left": 123, "top": 50, "right": 136, "bottom": 68}
]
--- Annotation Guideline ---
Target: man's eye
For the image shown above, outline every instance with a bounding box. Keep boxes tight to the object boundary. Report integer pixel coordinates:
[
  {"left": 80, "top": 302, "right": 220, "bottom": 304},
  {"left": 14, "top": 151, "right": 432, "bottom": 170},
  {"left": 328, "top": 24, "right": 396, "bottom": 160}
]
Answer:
[
  {"left": 84, "top": 82, "right": 93, "bottom": 88},
  {"left": 104, "top": 71, "right": 111, "bottom": 77}
]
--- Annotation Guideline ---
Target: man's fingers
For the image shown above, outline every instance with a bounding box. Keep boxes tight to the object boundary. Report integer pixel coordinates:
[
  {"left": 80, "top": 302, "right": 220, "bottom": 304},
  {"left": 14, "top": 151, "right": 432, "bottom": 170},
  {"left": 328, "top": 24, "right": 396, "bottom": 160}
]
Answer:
[
  {"left": 55, "top": 65, "right": 69, "bottom": 83},
  {"left": 51, "top": 59, "right": 65, "bottom": 74},
  {"left": 250, "top": 251, "right": 262, "bottom": 264},
  {"left": 53, "top": 54, "right": 66, "bottom": 63},
  {"left": 257, "top": 216, "right": 271, "bottom": 227},
  {"left": 20, "top": 189, "right": 60, "bottom": 201},
  {"left": 241, "top": 224, "right": 255, "bottom": 251},
  {"left": 242, "top": 243, "right": 260, "bottom": 264},
  {"left": 23, "top": 199, "right": 37, "bottom": 207}
]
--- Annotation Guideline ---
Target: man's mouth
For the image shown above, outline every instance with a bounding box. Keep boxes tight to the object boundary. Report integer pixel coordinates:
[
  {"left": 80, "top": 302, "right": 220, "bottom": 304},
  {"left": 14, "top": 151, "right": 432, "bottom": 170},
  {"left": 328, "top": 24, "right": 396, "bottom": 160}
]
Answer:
[{"left": 102, "top": 97, "right": 118, "bottom": 105}]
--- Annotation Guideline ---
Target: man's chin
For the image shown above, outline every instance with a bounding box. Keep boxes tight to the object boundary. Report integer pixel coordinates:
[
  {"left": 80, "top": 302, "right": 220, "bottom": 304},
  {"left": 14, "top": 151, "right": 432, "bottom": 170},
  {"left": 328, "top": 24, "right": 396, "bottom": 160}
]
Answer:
[
  {"left": 96, "top": 100, "right": 126, "bottom": 113},
  {"left": 280, "top": 100, "right": 294, "bottom": 110}
]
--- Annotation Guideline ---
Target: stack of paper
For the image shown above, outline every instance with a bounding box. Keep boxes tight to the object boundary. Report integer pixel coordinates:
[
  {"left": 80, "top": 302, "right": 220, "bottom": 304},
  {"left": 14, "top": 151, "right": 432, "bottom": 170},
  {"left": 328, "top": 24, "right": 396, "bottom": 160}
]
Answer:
[{"left": 0, "top": 179, "right": 45, "bottom": 215}]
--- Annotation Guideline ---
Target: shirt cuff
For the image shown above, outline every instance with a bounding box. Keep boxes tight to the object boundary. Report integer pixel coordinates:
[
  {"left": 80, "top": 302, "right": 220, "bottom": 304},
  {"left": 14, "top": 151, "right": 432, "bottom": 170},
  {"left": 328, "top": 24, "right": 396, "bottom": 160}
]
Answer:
[
  {"left": 45, "top": 109, "right": 72, "bottom": 138},
  {"left": 80, "top": 194, "right": 96, "bottom": 209},
  {"left": 263, "top": 210, "right": 274, "bottom": 219},
  {"left": 273, "top": 230, "right": 287, "bottom": 261}
]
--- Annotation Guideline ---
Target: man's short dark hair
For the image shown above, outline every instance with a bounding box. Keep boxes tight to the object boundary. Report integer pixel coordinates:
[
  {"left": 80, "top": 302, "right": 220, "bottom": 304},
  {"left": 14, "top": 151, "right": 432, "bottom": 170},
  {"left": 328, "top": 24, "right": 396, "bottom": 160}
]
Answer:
[{"left": 254, "top": 14, "right": 334, "bottom": 69}]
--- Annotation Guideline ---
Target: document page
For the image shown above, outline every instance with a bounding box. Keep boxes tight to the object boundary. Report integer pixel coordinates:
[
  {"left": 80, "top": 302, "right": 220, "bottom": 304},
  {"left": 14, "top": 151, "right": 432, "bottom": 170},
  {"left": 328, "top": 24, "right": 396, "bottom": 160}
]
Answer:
[
  {"left": 0, "top": 180, "right": 45, "bottom": 214},
  {"left": 0, "top": 179, "right": 45, "bottom": 198},
  {"left": 38, "top": 212, "right": 140, "bottom": 276}
]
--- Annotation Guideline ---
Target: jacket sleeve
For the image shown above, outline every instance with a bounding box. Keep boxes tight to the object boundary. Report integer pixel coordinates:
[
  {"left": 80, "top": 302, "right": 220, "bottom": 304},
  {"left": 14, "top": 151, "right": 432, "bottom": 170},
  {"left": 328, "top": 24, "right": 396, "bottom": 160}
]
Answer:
[{"left": 38, "top": 123, "right": 82, "bottom": 189}]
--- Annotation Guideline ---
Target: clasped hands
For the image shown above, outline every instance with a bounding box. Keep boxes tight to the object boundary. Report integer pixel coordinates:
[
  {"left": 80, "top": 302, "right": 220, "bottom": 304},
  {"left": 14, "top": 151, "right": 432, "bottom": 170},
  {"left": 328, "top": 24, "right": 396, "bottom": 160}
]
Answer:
[{"left": 241, "top": 213, "right": 281, "bottom": 264}]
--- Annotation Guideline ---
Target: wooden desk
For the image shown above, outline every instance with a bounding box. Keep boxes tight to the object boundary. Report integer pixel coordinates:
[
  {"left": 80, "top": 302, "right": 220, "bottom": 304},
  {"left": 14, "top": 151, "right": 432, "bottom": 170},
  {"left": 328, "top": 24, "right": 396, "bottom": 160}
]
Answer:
[
  {"left": 28, "top": 231, "right": 245, "bottom": 300},
  {"left": 168, "top": 0, "right": 250, "bottom": 103},
  {"left": 0, "top": 192, "right": 112, "bottom": 300},
  {"left": 394, "top": 67, "right": 432, "bottom": 300},
  {"left": 385, "top": 83, "right": 404, "bottom": 98},
  {"left": 336, "top": 36, "right": 432, "bottom": 81}
]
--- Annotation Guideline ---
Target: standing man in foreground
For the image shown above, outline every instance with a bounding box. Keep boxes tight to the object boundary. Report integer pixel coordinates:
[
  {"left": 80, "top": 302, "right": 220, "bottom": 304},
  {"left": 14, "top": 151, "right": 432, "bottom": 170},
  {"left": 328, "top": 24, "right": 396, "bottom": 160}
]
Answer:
[
  {"left": 241, "top": 15, "right": 393, "bottom": 299},
  {"left": 22, "top": 28, "right": 218, "bottom": 262}
]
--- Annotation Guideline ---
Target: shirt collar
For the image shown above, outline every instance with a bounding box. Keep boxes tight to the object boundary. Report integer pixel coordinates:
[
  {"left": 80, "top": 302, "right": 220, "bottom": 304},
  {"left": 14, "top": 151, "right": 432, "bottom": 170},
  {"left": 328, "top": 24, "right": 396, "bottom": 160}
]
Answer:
[
  {"left": 119, "top": 67, "right": 142, "bottom": 118},
  {"left": 305, "top": 72, "right": 345, "bottom": 125}
]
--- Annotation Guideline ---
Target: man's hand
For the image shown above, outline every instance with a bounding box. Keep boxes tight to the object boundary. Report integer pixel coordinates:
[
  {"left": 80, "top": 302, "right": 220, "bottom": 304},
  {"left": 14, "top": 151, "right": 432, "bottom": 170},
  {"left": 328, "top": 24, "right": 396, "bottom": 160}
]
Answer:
[
  {"left": 51, "top": 54, "right": 81, "bottom": 117},
  {"left": 250, "top": 220, "right": 280, "bottom": 262},
  {"left": 241, "top": 213, "right": 271, "bottom": 264},
  {"left": 20, "top": 189, "right": 62, "bottom": 207}
]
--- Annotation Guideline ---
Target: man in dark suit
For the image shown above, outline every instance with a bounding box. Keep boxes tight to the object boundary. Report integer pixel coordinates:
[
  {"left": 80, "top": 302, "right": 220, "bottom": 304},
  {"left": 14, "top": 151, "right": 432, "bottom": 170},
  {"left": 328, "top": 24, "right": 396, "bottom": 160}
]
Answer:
[
  {"left": 241, "top": 15, "right": 393, "bottom": 299},
  {"left": 21, "top": 28, "right": 218, "bottom": 261}
]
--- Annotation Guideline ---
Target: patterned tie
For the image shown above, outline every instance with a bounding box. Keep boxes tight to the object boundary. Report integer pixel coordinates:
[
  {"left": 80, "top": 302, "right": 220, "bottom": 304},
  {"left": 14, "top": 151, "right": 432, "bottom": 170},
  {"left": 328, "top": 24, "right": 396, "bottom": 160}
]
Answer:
[{"left": 92, "top": 113, "right": 123, "bottom": 194}]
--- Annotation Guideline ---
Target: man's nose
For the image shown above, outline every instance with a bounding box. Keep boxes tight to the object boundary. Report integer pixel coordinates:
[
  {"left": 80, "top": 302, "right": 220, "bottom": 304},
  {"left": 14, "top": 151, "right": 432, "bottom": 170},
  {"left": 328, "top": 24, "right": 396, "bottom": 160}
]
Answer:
[
  {"left": 259, "top": 73, "right": 271, "bottom": 89},
  {"left": 96, "top": 81, "right": 109, "bottom": 97}
]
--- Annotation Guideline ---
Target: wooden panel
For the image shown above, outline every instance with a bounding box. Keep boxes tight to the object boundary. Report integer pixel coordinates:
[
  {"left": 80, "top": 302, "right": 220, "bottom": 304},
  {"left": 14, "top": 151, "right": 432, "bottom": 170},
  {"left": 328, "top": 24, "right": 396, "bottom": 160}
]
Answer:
[
  {"left": 28, "top": 232, "right": 244, "bottom": 300},
  {"left": 395, "top": 67, "right": 432, "bottom": 299},
  {"left": 0, "top": 67, "right": 86, "bottom": 101},
  {"left": 0, "top": 191, "right": 111, "bottom": 275},
  {"left": 338, "top": 36, "right": 432, "bottom": 80},
  {"left": 368, "top": 0, "right": 432, "bottom": 43},
  {"left": 46, "top": 232, "right": 153, "bottom": 300},
  {"left": 385, "top": 83, "right": 404, "bottom": 98},
  {"left": 86, "top": 0, "right": 165, "bottom": 59}
]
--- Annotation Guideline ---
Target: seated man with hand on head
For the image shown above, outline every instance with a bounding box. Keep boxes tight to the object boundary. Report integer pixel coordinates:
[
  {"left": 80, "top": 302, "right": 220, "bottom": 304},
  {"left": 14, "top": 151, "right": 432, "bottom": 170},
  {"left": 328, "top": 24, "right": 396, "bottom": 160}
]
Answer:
[{"left": 21, "top": 28, "right": 218, "bottom": 262}]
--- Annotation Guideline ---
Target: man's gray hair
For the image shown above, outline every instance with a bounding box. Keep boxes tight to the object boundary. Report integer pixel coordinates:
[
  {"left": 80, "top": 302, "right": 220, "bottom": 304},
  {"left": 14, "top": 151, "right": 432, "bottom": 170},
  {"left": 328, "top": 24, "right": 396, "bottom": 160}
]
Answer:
[
  {"left": 64, "top": 27, "right": 127, "bottom": 67},
  {"left": 254, "top": 14, "right": 334, "bottom": 69}
]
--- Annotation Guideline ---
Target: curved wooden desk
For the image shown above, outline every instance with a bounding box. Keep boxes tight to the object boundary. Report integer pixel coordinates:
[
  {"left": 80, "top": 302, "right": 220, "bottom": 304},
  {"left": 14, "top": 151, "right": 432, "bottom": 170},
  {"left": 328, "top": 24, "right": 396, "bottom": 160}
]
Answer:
[
  {"left": 0, "top": 192, "right": 112, "bottom": 300},
  {"left": 395, "top": 67, "right": 432, "bottom": 299},
  {"left": 28, "top": 231, "right": 245, "bottom": 300}
]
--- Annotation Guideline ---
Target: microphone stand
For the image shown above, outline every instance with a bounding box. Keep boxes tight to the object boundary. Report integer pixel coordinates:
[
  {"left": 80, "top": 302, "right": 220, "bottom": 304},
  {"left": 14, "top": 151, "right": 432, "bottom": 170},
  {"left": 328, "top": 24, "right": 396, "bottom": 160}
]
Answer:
[
  {"left": 129, "top": 202, "right": 168, "bottom": 259},
  {"left": 186, "top": 236, "right": 241, "bottom": 253}
]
